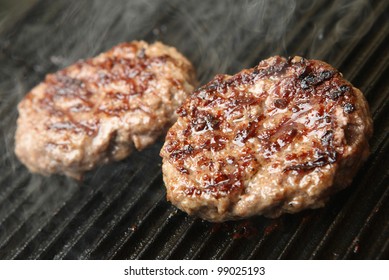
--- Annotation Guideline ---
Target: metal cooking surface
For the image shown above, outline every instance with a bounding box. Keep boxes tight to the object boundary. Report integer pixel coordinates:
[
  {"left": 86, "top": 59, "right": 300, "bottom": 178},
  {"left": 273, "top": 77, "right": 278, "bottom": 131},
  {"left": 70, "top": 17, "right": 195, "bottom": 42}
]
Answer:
[{"left": 0, "top": 0, "right": 388, "bottom": 260}]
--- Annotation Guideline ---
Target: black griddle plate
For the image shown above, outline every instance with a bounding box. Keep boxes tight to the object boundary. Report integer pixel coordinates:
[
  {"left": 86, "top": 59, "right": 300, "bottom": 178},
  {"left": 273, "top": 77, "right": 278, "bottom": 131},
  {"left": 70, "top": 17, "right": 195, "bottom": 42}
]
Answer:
[{"left": 0, "top": 0, "right": 388, "bottom": 259}]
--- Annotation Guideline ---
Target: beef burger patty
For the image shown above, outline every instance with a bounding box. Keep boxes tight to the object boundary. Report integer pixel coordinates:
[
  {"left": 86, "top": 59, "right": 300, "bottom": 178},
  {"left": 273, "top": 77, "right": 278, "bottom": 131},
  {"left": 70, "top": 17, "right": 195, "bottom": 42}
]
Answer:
[
  {"left": 160, "top": 56, "right": 372, "bottom": 222},
  {"left": 15, "top": 41, "right": 197, "bottom": 179}
]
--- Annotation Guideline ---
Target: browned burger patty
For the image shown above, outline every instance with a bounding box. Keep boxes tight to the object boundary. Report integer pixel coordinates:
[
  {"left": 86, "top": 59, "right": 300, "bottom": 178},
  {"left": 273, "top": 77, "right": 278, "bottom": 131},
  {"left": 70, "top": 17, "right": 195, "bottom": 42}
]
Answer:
[
  {"left": 160, "top": 56, "right": 373, "bottom": 222},
  {"left": 15, "top": 41, "right": 197, "bottom": 179}
]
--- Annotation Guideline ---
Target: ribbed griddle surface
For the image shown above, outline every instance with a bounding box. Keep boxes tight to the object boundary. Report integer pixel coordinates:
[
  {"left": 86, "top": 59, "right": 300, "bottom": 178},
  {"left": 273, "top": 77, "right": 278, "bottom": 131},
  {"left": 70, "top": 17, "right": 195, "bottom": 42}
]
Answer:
[{"left": 0, "top": 0, "right": 388, "bottom": 259}]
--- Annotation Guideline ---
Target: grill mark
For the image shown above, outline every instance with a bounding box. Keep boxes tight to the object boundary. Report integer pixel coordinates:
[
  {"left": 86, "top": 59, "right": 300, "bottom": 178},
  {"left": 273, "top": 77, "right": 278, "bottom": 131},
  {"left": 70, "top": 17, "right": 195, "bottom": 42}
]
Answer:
[
  {"left": 299, "top": 70, "right": 336, "bottom": 89},
  {"left": 36, "top": 44, "right": 177, "bottom": 136},
  {"left": 165, "top": 56, "right": 360, "bottom": 198},
  {"left": 48, "top": 118, "right": 100, "bottom": 137},
  {"left": 283, "top": 127, "right": 338, "bottom": 173},
  {"left": 284, "top": 151, "right": 338, "bottom": 172}
]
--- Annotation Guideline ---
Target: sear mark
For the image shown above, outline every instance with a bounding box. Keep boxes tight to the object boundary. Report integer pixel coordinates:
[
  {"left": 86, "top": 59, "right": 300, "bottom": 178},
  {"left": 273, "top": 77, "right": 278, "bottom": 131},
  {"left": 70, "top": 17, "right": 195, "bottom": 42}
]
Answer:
[
  {"left": 300, "top": 70, "right": 335, "bottom": 89},
  {"left": 343, "top": 103, "right": 355, "bottom": 114}
]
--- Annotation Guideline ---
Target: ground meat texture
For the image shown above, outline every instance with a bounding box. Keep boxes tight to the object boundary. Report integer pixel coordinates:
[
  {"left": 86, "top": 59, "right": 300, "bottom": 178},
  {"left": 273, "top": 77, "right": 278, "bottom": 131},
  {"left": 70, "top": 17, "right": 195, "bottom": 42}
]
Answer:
[
  {"left": 15, "top": 41, "right": 197, "bottom": 179},
  {"left": 160, "top": 56, "right": 373, "bottom": 222}
]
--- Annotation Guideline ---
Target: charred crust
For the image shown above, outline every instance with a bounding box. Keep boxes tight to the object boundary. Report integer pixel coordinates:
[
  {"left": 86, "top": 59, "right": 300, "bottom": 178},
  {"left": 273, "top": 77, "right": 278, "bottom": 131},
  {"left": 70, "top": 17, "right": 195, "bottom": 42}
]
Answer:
[
  {"left": 164, "top": 55, "right": 362, "bottom": 201},
  {"left": 169, "top": 143, "right": 195, "bottom": 161},
  {"left": 340, "top": 85, "right": 350, "bottom": 92},
  {"left": 321, "top": 130, "right": 334, "bottom": 146},
  {"left": 254, "top": 58, "right": 288, "bottom": 79},
  {"left": 18, "top": 41, "right": 196, "bottom": 179},
  {"left": 284, "top": 150, "right": 338, "bottom": 172},
  {"left": 38, "top": 44, "right": 184, "bottom": 130},
  {"left": 328, "top": 90, "right": 342, "bottom": 100},
  {"left": 343, "top": 103, "right": 355, "bottom": 114},
  {"left": 300, "top": 70, "right": 335, "bottom": 89}
]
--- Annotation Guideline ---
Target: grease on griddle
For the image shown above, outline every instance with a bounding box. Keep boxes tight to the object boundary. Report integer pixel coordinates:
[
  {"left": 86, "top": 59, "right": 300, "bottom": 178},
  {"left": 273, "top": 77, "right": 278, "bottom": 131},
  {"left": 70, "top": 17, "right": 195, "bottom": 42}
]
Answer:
[{"left": 210, "top": 221, "right": 258, "bottom": 239}]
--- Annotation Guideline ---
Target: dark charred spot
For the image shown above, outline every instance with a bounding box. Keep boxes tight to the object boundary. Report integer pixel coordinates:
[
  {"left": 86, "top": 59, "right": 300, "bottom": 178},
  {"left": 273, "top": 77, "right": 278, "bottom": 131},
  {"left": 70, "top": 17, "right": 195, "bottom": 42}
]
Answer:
[
  {"left": 274, "top": 98, "right": 288, "bottom": 109},
  {"left": 329, "top": 90, "right": 342, "bottom": 100},
  {"left": 343, "top": 103, "right": 355, "bottom": 114},
  {"left": 319, "top": 70, "right": 333, "bottom": 80},
  {"left": 340, "top": 85, "right": 350, "bottom": 93},
  {"left": 257, "top": 61, "right": 288, "bottom": 78},
  {"left": 298, "top": 68, "right": 312, "bottom": 81},
  {"left": 326, "top": 150, "right": 338, "bottom": 163},
  {"left": 300, "top": 74, "right": 315, "bottom": 89},
  {"left": 183, "top": 144, "right": 194, "bottom": 153},
  {"left": 200, "top": 75, "right": 228, "bottom": 94},
  {"left": 205, "top": 114, "right": 220, "bottom": 130},
  {"left": 284, "top": 158, "right": 324, "bottom": 171},
  {"left": 284, "top": 150, "right": 338, "bottom": 172},
  {"left": 300, "top": 70, "right": 335, "bottom": 89},
  {"left": 321, "top": 130, "right": 334, "bottom": 146}
]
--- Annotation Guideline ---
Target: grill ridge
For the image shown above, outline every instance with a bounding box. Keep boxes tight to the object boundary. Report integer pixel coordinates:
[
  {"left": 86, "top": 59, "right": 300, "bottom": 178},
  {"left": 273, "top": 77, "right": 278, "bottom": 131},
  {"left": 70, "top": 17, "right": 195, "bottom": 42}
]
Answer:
[{"left": 73, "top": 166, "right": 164, "bottom": 259}]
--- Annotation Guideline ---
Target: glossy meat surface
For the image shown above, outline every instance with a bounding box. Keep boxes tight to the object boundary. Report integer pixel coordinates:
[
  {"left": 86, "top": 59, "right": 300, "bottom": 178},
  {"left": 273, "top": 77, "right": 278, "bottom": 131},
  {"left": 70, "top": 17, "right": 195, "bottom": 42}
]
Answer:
[
  {"left": 15, "top": 41, "right": 197, "bottom": 178},
  {"left": 161, "top": 56, "right": 372, "bottom": 222}
]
